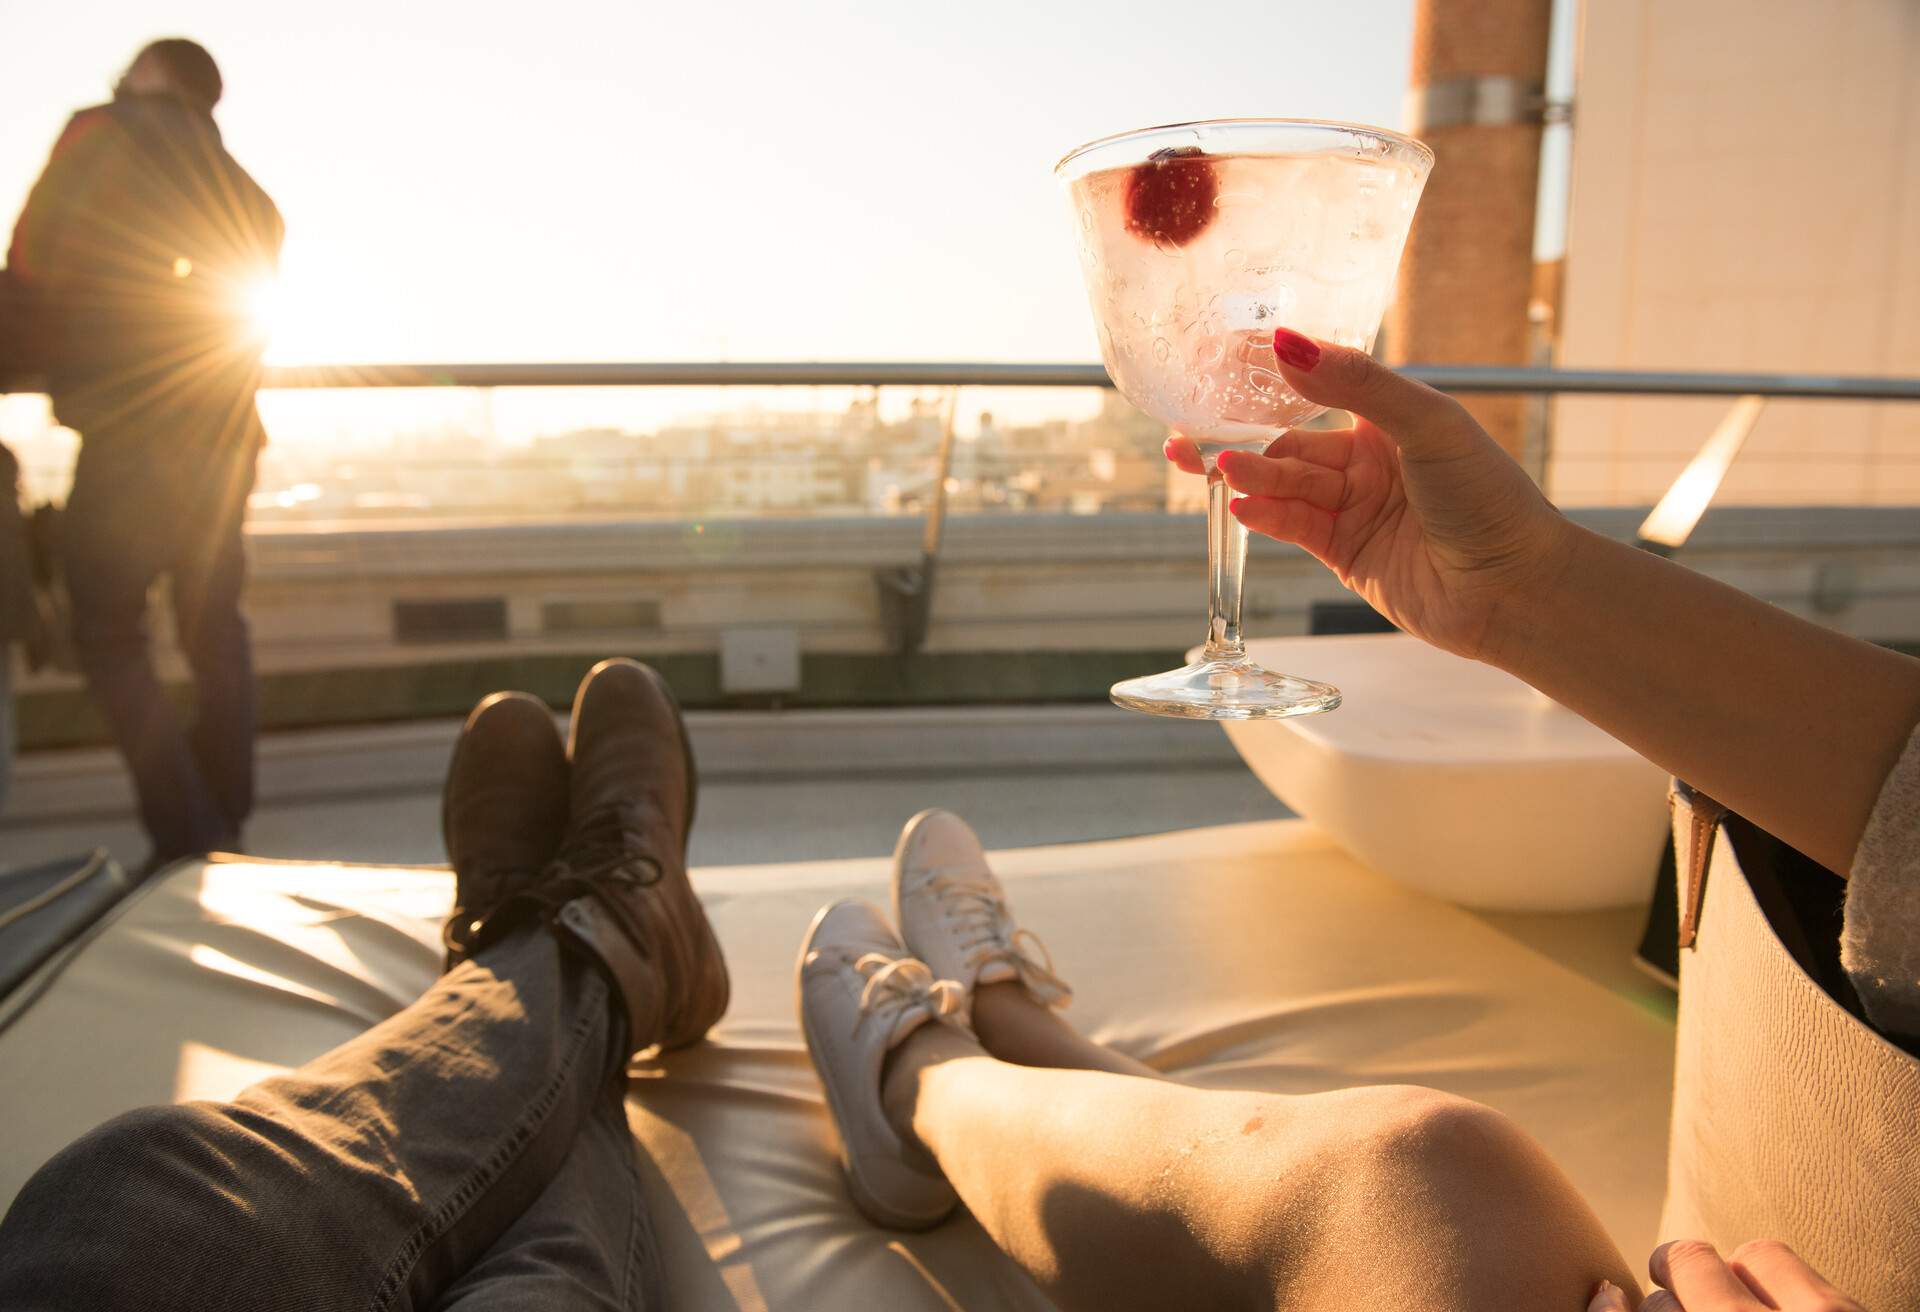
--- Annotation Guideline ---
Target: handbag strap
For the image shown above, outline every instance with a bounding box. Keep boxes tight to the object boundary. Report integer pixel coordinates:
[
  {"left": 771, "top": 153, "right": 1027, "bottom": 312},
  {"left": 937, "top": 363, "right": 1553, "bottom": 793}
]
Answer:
[{"left": 1670, "top": 781, "right": 1728, "bottom": 950}]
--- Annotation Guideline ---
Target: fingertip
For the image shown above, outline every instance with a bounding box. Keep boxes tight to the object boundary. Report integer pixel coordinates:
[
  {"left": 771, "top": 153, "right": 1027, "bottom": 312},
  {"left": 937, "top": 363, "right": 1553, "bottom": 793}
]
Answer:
[
  {"left": 1586, "top": 1280, "right": 1630, "bottom": 1312},
  {"left": 1162, "top": 434, "right": 1202, "bottom": 471},
  {"left": 1272, "top": 327, "right": 1322, "bottom": 371},
  {"left": 1649, "top": 1239, "right": 1720, "bottom": 1289}
]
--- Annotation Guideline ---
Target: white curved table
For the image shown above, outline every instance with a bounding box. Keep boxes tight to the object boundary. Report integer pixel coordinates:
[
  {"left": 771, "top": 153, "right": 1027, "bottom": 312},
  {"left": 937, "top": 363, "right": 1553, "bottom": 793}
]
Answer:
[{"left": 1220, "top": 634, "right": 1670, "bottom": 910}]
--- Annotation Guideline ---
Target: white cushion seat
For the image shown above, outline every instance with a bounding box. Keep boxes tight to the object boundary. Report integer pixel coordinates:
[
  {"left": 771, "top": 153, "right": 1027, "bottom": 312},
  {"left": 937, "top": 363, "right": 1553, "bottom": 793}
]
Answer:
[{"left": 0, "top": 821, "right": 1675, "bottom": 1307}]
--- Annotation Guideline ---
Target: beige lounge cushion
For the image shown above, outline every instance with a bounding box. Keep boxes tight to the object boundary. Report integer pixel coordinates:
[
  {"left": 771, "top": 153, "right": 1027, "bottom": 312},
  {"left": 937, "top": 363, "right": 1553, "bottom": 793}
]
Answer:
[{"left": 0, "top": 821, "right": 1674, "bottom": 1307}]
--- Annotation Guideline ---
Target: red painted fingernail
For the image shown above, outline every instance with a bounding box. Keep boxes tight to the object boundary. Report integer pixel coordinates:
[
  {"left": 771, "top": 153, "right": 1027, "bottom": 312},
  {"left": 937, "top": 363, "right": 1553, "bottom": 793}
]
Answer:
[{"left": 1272, "top": 328, "right": 1320, "bottom": 370}]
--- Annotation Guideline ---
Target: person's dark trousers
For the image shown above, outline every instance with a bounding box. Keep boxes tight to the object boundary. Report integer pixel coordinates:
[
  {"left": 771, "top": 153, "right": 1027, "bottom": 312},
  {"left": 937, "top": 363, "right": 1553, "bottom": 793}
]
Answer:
[
  {"left": 60, "top": 430, "right": 259, "bottom": 868},
  {"left": 0, "top": 923, "right": 662, "bottom": 1311}
]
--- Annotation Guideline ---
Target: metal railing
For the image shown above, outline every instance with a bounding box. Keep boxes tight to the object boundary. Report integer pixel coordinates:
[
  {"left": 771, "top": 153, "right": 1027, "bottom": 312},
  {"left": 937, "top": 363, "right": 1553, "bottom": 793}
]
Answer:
[
  {"left": 205, "top": 359, "right": 1886, "bottom": 648},
  {"left": 9, "top": 360, "right": 1918, "bottom": 636},
  {"left": 6, "top": 362, "right": 1917, "bottom": 651},
  {"left": 227, "top": 362, "right": 1920, "bottom": 400},
  {"left": 9, "top": 361, "right": 1918, "bottom": 400}
]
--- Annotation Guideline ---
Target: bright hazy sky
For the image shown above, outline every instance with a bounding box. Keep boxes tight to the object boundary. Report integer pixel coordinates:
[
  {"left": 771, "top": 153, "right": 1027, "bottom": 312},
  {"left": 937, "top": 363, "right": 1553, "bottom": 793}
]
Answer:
[{"left": 2, "top": 1, "right": 1421, "bottom": 367}]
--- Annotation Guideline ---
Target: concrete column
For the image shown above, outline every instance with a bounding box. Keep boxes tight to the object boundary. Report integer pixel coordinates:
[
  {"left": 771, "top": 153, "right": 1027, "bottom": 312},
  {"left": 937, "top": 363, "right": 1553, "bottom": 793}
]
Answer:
[{"left": 1388, "top": 0, "right": 1553, "bottom": 456}]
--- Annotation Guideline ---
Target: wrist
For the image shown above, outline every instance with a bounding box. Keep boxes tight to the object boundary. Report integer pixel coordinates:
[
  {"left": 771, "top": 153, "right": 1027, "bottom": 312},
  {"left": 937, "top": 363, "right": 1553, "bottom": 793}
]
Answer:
[{"left": 1479, "top": 511, "right": 1589, "bottom": 679}]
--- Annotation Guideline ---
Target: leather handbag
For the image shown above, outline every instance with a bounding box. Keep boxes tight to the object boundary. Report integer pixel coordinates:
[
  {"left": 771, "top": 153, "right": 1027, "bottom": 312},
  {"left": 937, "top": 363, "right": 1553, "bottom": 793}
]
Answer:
[{"left": 1659, "top": 783, "right": 1920, "bottom": 1306}]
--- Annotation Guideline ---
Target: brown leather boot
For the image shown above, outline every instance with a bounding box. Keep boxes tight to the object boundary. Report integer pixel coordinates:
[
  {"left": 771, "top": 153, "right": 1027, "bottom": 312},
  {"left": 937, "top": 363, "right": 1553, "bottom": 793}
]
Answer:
[
  {"left": 546, "top": 658, "right": 730, "bottom": 1055},
  {"left": 440, "top": 691, "right": 569, "bottom": 970}
]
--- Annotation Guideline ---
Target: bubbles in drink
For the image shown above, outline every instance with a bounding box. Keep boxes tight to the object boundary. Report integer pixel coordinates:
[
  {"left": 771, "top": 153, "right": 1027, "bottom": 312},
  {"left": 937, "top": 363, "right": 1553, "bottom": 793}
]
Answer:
[{"left": 1068, "top": 150, "right": 1423, "bottom": 452}]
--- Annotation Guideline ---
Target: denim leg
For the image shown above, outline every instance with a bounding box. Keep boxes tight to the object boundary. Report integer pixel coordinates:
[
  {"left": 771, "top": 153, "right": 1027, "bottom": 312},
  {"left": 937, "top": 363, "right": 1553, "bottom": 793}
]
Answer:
[
  {"left": 0, "top": 650, "right": 14, "bottom": 813},
  {"left": 429, "top": 1094, "right": 662, "bottom": 1312},
  {"left": 0, "top": 926, "right": 626, "bottom": 1312},
  {"left": 169, "top": 507, "right": 256, "bottom": 834},
  {"left": 61, "top": 482, "right": 229, "bottom": 865}
]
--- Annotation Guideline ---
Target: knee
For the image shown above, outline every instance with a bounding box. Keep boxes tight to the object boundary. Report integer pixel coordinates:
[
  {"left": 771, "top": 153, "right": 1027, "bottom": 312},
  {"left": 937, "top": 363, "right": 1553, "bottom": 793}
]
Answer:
[
  {"left": 22, "top": 1103, "right": 231, "bottom": 1204},
  {"left": 44, "top": 1102, "right": 192, "bottom": 1167},
  {"left": 69, "top": 606, "right": 152, "bottom": 675},
  {"left": 179, "top": 607, "right": 248, "bottom": 664},
  {"left": 0, "top": 1104, "right": 266, "bottom": 1299},
  {"left": 1361, "top": 1085, "right": 1534, "bottom": 1173},
  {"left": 1344, "top": 1085, "right": 1574, "bottom": 1221},
  {"left": 4, "top": 1104, "right": 221, "bottom": 1246},
  {"left": 1336, "top": 1086, "right": 1634, "bottom": 1301}
]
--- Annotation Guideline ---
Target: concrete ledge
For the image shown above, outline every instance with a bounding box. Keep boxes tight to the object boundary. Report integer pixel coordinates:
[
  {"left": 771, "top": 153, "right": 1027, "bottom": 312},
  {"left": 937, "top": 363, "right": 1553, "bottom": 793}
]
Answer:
[
  {"left": 12, "top": 651, "right": 1191, "bottom": 751},
  {"left": 236, "top": 506, "right": 1920, "bottom": 579},
  {"left": 1, "top": 703, "right": 1245, "bottom": 827}
]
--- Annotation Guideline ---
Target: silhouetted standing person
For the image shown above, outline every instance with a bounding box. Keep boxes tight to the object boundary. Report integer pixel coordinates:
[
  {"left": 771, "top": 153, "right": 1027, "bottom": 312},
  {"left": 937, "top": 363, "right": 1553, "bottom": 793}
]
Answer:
[
  {"left": 7, "top": 39, "right": 281, "bottom": 872},
  {"left": 0, "top": 444, "right": 32, "bottom": 812}
]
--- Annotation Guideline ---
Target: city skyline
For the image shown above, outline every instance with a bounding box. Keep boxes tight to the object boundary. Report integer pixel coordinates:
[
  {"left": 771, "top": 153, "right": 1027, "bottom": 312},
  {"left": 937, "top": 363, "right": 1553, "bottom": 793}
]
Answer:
[{"left": 236, "top": 384, "right": 1174, "bottom": 525}]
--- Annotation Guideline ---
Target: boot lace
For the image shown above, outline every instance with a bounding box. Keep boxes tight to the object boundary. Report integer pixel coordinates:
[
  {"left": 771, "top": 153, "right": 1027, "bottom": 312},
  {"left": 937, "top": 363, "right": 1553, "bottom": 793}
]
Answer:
[{"left": 538, "top": 801, "right": 666, "bottom": 906}]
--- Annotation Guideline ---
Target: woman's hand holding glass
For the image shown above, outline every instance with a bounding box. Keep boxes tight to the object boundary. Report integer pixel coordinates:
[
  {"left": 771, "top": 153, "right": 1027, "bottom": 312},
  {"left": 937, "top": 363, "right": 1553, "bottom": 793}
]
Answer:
[
  {"left": 1164, "top": 328, "right": 1571, "bottom": 668},
  {"left": 1171, "top": 328, "right": 1920, "bottom": 884}
]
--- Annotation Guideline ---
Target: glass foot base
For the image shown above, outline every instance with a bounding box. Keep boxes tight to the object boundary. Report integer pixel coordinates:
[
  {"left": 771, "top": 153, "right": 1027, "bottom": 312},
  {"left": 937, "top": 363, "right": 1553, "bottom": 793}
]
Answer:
[{"left": 1109, "top": 654, "right": 1341, "bottom": 721}]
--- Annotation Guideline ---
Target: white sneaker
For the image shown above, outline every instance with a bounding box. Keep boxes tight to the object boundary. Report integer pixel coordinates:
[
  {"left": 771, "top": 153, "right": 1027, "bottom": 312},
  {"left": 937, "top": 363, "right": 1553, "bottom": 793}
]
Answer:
[
  {"left": 893, "top": 809, "right": 1072, "bottom": 1013},
  {"left": 795, "top": 898, "right": 968, "bottom": 1229}
]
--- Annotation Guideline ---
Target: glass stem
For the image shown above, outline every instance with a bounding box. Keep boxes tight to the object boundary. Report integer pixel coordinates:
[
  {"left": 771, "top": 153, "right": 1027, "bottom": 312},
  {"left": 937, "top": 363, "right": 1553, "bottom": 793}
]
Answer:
[{"left": 1203, "top": 466, "right": 1248, "bottom": 660}]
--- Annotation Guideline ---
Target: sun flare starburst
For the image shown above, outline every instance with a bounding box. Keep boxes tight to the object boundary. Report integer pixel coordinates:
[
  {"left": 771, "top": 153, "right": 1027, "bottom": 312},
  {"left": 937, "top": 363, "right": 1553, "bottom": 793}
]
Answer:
[{"left": 242, "top": 276, "right": 282, "bottom": 350}]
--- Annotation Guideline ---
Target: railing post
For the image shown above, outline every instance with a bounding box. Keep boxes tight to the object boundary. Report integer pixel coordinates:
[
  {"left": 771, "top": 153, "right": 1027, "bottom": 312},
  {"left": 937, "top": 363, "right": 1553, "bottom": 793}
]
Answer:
[{"left": 876, "top": 387, "right": 960, "bottom": 656}]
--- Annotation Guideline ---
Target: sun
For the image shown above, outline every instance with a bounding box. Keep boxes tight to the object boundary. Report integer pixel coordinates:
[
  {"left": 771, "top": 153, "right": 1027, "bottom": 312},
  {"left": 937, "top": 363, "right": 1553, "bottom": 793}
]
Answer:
[
  {"left": 242, "top": 276, "right": 284, "bottom": 352},
  {"left": 239, "top": 273, "right": 363, "bottom": 365}
]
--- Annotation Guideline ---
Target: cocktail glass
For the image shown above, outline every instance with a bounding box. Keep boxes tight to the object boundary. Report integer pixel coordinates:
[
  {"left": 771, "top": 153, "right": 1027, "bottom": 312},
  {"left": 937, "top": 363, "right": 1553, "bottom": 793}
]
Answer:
[{"left": 1056, "top": 119, "right": 1431, "bottom": 719}]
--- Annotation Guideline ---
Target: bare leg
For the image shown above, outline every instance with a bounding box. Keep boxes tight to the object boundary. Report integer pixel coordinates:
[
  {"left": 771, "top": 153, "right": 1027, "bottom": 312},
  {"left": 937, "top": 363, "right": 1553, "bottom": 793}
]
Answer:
[
  {"left": 882, "top": 997, "right": 1637, "bottom": 1312},
  {"left": 968, "top": 982, "right": 1160, "bottom": 1078}
]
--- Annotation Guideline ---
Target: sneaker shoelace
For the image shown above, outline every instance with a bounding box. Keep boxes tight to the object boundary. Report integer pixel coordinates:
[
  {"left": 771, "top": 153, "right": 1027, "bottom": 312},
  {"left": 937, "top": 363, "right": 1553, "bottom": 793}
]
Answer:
[
  {"left": 924, "top": 869, "right": 1072, "bottom": 1008},
  {"left": 853, "top": 951, "right": 971, "bottom": 1038}
]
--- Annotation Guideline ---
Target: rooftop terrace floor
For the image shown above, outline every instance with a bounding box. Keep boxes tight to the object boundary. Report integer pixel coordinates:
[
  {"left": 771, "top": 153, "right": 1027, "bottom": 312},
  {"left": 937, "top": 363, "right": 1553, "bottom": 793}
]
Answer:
[{"left": 1, "top": 704, "right": 1294, "bottom": 873}]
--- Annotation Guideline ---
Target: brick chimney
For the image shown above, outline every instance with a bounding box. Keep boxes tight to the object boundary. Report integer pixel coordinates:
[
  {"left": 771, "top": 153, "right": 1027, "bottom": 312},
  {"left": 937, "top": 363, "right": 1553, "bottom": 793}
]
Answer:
[{"left": 1388, "top": 0, "right": 1554, "bottom": 456}]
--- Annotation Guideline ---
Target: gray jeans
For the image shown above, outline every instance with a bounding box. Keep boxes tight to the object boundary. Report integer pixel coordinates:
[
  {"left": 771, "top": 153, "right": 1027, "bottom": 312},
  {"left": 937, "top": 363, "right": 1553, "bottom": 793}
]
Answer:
[
  {"left": 0, "top": 925, "right": 661, "bottom": 1310},
  {"left": 0, "top": 648, "right": 13, "bottom": 814}
]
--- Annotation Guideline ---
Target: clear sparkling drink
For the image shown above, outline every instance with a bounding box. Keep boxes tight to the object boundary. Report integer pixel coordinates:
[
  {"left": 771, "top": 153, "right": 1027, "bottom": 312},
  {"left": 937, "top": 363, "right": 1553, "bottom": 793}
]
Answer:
[
  {"left": 1055, "top": 119, "right": 1430, "bottom": 721},
  {"left": 1067, "top": 147, "right": 1424, "bottom": 462}
]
